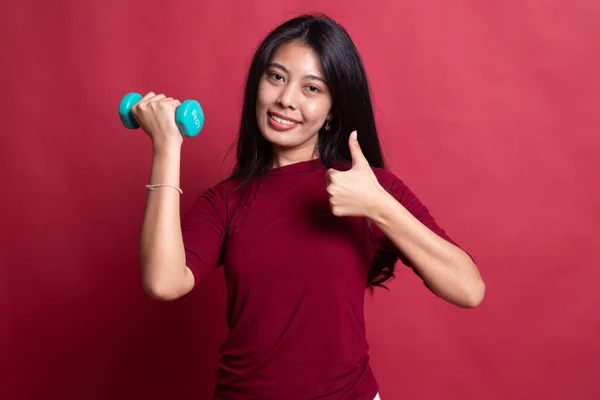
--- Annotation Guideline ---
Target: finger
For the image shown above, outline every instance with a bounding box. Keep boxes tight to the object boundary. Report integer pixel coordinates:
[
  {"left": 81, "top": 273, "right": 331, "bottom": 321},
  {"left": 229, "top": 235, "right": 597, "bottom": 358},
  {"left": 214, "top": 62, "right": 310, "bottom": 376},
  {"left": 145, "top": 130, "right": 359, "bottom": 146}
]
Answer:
[
  {"left": 348, "top": 131, "right": 368, "bottom": 168},
  {"left": 326, "top": 168, "right": 338, "bottom": 183},
  {"left": 161, "top": 97, "right": 179, "bottom": 106},
  {"left": 139, "top": 92, "right": 156, "bottom": 102},
  {"left": 132, "top": 92, "right": 156, "bottom": 115},
  {"left": 326, "top": 183, "right": 336, "bottom": 197},
  {"left": 147, "top": 94, "right": 166, "bottom": 103},
  {"left": 133, "top": 92, "right": 156, "bottom": 111},
  {"left": 330, "top": 204, "right": 343, "bottom": 217}
]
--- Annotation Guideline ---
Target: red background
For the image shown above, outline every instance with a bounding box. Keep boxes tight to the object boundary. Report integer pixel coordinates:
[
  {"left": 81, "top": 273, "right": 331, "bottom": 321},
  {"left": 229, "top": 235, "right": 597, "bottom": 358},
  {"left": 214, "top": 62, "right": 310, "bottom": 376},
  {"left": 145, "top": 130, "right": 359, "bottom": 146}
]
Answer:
[{"left": 2, "top": 0, "right": 599, "bottom": 399}]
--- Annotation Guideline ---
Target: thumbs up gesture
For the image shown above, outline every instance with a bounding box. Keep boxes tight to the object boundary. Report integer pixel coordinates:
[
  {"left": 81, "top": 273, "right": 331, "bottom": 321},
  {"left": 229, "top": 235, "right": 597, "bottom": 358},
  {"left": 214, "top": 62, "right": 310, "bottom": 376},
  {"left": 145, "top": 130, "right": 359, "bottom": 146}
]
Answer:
[{"left": 327, "top": 131, "right": 387, "bottom": 218}]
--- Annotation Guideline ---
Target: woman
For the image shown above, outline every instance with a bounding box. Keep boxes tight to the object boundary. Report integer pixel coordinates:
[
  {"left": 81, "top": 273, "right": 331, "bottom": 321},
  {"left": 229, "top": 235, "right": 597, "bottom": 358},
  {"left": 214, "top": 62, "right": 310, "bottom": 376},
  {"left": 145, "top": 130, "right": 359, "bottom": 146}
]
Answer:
[{"left": 135, "top": 13, "right": 485, "bottom": 400}]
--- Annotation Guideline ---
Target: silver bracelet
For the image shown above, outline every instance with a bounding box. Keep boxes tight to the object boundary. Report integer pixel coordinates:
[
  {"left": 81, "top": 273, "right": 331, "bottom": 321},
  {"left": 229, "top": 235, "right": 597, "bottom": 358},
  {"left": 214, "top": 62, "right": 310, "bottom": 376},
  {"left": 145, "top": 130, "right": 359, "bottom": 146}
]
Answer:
[{"left": 145, "top": 184, "right": 183, "bottom": 194}]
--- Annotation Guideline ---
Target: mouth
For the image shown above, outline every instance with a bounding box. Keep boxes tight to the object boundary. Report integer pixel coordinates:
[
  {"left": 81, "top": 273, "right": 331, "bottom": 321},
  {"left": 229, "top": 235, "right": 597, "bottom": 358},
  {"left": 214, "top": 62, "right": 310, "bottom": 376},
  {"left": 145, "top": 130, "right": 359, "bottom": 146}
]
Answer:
[
  {"left": 268, "top": 112, "right": 301, "bottom": 125},
  {"left": 267, "top": 111, "right": 301, "bottom": 131}
]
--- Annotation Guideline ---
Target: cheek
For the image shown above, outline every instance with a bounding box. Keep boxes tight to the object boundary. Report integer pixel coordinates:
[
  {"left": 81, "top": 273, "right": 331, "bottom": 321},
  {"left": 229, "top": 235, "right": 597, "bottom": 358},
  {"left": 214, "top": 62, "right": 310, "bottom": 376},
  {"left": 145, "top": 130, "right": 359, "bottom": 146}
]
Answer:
[
  {"left": 302, "top": 101, "right": 328, "bottom": 124},
  {"left": 256, "top": 81, "right": 268, "bottom": 110},
  {"left": 257, "top": 80, "right": 276, "bottom": 109}
]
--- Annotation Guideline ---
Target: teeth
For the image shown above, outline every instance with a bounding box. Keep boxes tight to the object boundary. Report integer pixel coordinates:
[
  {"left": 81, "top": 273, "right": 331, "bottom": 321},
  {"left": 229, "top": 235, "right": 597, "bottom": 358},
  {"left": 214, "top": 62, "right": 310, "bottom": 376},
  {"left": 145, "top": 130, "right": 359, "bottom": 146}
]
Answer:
[{"left": 272, "top": 115, "right": 298, "bottom": 125}]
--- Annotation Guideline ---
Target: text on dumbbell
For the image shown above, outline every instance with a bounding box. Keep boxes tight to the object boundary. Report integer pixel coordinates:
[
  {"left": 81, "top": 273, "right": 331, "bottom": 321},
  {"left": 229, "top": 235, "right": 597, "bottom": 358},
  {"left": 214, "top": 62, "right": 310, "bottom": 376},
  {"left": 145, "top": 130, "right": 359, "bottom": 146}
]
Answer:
[{"left": 192, "top": 110, "right": 201, "bottom": 128}]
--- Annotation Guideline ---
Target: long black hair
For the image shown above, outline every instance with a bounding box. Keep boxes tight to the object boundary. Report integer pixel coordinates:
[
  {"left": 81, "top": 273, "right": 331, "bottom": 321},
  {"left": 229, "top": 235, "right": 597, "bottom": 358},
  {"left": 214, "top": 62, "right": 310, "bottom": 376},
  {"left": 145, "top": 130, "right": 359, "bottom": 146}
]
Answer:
[{"left": 222, "top": 14, "right": 397, "bottom": 292}]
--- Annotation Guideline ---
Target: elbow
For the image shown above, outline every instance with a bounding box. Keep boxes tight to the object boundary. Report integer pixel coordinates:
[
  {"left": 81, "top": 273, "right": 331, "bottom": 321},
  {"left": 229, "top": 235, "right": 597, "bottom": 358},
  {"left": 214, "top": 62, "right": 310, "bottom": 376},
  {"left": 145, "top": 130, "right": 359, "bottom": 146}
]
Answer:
[
  {"left": 140, "top": 264, "right": 194, "bottom": 301},
  {"left": 458, "top": 256, "right": 486, "bottom": 308},
  {"left": 462, "top": 278, "right": 486, "bottom": 308},
  {"left": 142, "top": 279, "right": 185, "bottom": 302}
]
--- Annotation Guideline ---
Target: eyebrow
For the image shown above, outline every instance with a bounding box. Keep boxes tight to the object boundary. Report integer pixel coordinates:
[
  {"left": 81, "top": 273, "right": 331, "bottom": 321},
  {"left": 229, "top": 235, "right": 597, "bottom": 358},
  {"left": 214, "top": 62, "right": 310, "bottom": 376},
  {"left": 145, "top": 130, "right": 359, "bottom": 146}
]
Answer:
[{"left": 267, "top": 62, "right": 328, "bottom": 84}]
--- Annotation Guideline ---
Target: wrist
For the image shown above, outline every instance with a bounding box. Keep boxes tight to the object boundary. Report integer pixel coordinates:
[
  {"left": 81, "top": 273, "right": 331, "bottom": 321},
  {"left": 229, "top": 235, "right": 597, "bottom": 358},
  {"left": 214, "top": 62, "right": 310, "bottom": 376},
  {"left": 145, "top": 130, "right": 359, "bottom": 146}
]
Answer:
[
  {"left": 153, "top": 139, "right": 182, "bottom": 156},
  {"left": 367, "top": 188, "right": 395, "bottom": 225}
]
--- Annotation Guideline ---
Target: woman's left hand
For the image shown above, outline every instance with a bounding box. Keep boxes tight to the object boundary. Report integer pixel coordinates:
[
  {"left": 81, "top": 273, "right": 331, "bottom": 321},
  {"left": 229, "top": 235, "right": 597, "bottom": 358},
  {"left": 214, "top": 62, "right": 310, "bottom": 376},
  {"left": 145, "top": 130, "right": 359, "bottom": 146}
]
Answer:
[{"left": 326, "top": 131, "right": 388, "bottom": 218}]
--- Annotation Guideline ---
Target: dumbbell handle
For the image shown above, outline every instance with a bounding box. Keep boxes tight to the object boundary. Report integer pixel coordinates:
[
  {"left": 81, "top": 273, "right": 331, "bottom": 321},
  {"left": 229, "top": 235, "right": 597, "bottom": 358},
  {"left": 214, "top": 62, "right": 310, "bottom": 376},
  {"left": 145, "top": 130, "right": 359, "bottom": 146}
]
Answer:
[{"left": 118, "top": 92, "right": 205, "bottom": 138}]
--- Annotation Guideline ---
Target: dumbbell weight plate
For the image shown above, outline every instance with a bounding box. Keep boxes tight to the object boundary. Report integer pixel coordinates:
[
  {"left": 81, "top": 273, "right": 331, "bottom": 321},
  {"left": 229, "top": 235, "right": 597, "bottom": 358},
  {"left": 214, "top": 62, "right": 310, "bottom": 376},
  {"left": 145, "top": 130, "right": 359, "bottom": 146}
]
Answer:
[
  {"left": 118, "top": 92, "right": 143, "bottom": 129},
  {"left": 175, "top": 100, "right": 205, "bottom": 137}
]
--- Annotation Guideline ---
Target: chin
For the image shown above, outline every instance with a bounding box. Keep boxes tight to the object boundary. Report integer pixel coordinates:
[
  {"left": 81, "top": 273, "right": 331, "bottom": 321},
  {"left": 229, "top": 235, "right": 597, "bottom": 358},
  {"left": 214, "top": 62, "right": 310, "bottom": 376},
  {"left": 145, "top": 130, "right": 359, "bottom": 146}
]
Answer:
[
  {"left": 262, "top": 130, "right": 301, "bottom": 148},
  {"left": 259, "top": 121, "right": 293, "bottom": 142}
]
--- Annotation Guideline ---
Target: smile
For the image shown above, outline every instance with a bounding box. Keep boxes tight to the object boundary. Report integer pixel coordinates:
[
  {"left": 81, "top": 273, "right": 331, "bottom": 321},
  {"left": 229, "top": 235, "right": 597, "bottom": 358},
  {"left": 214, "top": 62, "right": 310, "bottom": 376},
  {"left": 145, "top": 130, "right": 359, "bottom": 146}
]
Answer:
[
  {"left": 268, "top": 112, "right": 301, "bottom": 131},
  {"left": 269, "top": 112, "right": 300, "bottom": 125},
  {"left": 272, "top": 115, "right": 297, "bottom": 125}
]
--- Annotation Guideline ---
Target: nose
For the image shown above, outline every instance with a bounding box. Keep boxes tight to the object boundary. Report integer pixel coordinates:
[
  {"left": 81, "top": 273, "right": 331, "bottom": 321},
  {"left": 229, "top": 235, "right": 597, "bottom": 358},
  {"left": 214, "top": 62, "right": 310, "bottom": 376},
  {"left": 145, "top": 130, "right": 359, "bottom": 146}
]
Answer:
[{"left": 277, "top": 84, "right": 299, "bottom": 110}]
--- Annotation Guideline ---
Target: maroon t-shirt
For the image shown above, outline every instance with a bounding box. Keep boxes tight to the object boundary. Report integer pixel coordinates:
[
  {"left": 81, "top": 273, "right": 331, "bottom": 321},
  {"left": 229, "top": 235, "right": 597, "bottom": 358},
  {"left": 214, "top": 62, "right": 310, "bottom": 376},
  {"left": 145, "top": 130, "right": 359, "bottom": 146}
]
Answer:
[{"left": 182, "top": 158, "right": 460, "bottom": 399}]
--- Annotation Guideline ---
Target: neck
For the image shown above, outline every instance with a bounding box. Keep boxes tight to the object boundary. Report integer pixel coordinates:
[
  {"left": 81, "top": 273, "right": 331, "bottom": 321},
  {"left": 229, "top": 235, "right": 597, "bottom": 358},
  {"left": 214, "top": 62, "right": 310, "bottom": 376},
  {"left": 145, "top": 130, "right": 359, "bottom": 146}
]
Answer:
[{"left": 271, "top": 145, "right": 319, "bottom": 168}]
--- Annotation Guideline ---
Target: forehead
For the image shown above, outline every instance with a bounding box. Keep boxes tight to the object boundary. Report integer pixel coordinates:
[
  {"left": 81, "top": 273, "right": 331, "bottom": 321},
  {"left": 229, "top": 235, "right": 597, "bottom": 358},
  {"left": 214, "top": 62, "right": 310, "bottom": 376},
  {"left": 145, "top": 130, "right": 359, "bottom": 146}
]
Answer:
[{"left": 270, "top": 41, "right": 324, "bottom": 77}]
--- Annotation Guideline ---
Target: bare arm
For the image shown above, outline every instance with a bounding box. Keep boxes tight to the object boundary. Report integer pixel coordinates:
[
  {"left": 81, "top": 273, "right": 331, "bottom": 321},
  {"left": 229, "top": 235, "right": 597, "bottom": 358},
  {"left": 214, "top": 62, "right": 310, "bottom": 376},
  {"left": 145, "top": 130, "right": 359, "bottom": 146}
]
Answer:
[
  {"left": 127, "top": 92, "right": 195, "bottom": 300},
  {"left": 139, "top": 143, "right": 194, "bottom": 300},
  {"left": 369, "top": 190, "right": 485, "bottom": 308},
  {"left": 326, "top": 131, "right": 484, "bottom": 308}
]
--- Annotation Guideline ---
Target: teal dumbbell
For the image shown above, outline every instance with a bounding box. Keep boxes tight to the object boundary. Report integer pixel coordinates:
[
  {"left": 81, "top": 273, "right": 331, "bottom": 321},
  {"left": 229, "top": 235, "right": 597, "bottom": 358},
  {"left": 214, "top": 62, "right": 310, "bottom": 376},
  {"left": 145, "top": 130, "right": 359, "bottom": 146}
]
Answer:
[{"left": 118, "top": 92, "right": 205, "bottom": 138}]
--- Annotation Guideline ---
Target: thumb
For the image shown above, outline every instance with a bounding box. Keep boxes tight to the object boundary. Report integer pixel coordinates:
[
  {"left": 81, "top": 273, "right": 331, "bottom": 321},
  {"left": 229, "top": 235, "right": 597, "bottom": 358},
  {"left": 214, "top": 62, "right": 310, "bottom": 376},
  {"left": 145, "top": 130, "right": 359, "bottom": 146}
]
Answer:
[{"left": 349, "top": 131, "right": 368, "bottom": 168}]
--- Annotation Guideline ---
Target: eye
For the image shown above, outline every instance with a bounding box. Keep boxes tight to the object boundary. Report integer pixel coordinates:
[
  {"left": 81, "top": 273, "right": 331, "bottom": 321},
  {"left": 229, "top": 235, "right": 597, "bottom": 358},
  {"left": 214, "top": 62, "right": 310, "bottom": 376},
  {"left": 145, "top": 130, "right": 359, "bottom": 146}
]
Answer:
[
  {"left": 307, "top": 85, "right": 321, "bottom": 93},
  {"left": 268, "top": 72, "right": 284, "bottom": 81}
]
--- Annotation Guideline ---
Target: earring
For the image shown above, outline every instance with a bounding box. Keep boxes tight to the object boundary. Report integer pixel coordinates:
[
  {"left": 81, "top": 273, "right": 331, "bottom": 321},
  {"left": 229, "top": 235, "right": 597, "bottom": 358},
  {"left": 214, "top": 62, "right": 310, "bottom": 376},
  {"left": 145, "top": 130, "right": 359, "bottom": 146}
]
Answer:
[{"left": 325, "top": 120, "right": 331, "bottom": 131}]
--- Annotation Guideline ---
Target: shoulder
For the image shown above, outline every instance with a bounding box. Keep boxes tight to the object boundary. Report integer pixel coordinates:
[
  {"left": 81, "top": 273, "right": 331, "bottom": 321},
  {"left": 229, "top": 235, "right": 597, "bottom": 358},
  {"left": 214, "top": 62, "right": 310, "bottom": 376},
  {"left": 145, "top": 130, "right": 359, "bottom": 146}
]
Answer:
[
  {"left": 372, "top": 166, "right": 401, "bottom": 182},
  {"left": 371, "top": 167, "right": 431, "bottom": 216},
  {"left": 372, "top": 167, "right": 408, "bottom": 197},
  {"left": 204, "top": 177, "right": 239, "bottom": 198},
  {"left": 192, "top": 180, "right": 228, "bottom": 204},
  {"left": 186, "top": 178, "right": 241, "bottom": 219}
]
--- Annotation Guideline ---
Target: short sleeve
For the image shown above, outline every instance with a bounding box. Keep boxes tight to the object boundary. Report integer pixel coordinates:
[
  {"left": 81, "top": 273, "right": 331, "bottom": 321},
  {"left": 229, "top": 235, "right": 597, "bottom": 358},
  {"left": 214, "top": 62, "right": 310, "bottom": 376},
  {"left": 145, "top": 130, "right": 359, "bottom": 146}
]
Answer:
[
  {"left": 372, "top": 169, "right": 469, "bottom": 280},
  {"left": 181, "top": 184, "right": 228, "bottom": 288}
]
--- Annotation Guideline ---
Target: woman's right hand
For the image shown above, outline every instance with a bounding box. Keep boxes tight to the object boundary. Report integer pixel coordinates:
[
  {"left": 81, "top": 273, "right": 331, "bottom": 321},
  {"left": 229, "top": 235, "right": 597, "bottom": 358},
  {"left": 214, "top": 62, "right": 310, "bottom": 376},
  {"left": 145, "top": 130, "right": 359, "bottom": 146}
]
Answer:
[{"left": 131, "top": 92, "right": 183, "bottom": 149}]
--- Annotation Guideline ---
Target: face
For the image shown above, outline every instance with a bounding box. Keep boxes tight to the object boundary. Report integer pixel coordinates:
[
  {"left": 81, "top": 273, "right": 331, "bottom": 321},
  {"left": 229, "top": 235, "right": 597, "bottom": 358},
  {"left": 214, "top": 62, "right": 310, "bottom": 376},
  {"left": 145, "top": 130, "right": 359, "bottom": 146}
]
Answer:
[{"left": 256, "top": 41, "right": 333, "bottom": 162}]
